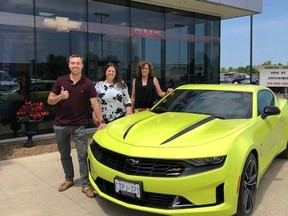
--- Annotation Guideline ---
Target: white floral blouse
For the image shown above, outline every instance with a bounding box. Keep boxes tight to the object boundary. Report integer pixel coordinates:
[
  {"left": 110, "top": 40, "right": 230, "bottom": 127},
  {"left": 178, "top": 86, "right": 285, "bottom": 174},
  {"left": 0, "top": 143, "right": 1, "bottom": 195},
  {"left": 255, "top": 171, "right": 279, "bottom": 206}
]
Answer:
[{"left": 95, "top": 81, "right": 131, "bottom": 123}]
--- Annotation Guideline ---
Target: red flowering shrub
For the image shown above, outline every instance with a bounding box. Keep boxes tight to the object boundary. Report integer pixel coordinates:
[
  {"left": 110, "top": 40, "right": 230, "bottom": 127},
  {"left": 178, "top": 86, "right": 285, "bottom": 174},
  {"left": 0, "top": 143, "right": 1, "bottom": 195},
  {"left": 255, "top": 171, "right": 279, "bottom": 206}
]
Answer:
[{"left": 16, "top": 101, "right": 49, "bottom": 121}]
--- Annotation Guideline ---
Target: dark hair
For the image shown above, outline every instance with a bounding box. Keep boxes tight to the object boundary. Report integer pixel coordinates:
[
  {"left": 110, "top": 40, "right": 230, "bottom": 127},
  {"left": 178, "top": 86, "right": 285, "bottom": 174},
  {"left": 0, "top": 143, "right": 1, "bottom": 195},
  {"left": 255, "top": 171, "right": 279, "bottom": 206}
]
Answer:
[
  {"left": 69, "top": 54, "right": 84, "bottom": 64},
  {"left": 100, "top": 62, "right": 125, "bottom": 89},
  {"left": 136, "top": 60, "right": 154, "bottom": 77}
]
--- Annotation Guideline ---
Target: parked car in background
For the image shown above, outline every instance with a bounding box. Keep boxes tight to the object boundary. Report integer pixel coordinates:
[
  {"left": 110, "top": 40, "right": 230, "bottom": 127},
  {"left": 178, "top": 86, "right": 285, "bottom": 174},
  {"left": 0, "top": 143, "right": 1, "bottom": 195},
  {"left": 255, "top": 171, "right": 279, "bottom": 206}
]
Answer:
[
  {"left": 243, "top": 75, "right": 259, "bottom": 85},
  {"left": 230, "top": 73, "right": 247, "bottom": 84},
  {"left": 0, "top": 80, "right": 54, "bottom": 121},
  {"left": 87, "top": 84, "right": 288, "bottom": 216},
  {"left": 221, "top": 73, "right": 259, "bottom": 85},
  {"left": 220, "top": 75, "right": 232, "bottom": 83},
  {"left": 0, "top": 70, "right": 19, "bottom": 92}
]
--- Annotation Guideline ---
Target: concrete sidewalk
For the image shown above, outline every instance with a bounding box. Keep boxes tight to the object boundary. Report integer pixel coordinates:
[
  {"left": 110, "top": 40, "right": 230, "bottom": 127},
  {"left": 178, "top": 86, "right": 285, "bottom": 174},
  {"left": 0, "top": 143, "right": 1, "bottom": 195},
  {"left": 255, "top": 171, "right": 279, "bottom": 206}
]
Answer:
[
  {"left": 0, "top": 149, "right": 287, "bottom": 216},
  {"left": 0, "top": 150, "right": 156, "bottom": 216}
]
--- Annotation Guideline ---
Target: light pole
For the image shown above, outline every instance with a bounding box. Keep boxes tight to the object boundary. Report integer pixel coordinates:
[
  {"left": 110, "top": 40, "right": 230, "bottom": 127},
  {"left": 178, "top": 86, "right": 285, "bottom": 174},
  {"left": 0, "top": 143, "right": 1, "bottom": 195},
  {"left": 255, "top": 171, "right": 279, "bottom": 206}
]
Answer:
[
  {"left": 250, "top": 15, "right": 253, "bottom": 83},
  {"left": 94, "top": 12, "right": 110, "bottom": 64}
]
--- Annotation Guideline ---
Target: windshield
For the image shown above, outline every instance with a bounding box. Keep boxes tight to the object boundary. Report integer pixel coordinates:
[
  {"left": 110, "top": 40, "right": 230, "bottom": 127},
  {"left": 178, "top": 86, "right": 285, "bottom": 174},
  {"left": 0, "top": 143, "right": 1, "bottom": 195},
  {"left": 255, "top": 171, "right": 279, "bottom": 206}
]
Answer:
[{"left": 152, "top": 89, "right": 252, "bottom": 119}]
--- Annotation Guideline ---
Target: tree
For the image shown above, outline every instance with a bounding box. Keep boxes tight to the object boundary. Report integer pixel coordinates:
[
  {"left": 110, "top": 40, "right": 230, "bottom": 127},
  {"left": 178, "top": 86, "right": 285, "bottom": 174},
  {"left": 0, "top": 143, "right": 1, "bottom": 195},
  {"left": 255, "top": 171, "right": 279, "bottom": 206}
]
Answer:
[
  {"left": 262, "top": 60, "right": 272, "bottom": 65},
  {"left": 220, "top": 67, "right": 227, "bottom": 73},
  {"left": 228, "top": 67, "right": 235, "bottom": 72}
]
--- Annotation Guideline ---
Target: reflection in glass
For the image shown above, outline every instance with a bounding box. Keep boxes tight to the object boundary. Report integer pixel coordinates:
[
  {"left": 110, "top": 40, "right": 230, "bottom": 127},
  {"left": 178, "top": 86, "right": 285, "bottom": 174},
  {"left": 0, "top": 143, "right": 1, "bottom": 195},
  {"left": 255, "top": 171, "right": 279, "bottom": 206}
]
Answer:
[{"left": 0, "top": 0, "right": 220, "bottom": 139}]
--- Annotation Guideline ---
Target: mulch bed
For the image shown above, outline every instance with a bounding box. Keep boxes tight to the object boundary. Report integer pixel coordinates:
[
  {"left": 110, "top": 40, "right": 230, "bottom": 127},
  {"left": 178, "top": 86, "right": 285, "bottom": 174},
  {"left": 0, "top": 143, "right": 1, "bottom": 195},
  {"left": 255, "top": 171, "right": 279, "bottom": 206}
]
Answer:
[
  {"left": 0, "top": 138, "right": 58, "bottom": 161},
  {"left": 0, "top": 132, "right": 94, "bottom": 161}
]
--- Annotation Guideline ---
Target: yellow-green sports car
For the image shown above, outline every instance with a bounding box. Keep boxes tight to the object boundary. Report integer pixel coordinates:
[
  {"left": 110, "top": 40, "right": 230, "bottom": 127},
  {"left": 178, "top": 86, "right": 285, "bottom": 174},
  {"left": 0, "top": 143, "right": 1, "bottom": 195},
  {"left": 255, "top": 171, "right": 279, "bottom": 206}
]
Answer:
[{"left": 87, "top": 84, "right": 288, "bottom": 216}]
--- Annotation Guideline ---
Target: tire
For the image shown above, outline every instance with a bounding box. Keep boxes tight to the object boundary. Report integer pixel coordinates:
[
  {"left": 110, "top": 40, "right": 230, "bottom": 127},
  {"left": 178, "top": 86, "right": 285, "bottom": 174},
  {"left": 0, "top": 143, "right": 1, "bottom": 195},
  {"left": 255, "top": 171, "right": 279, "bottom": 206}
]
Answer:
[
  {"left": 235, "top": 153, "right": 258, "bottom": 216},
  {"left": 277, "top": 144, "right": 288, "bottom": 159}
]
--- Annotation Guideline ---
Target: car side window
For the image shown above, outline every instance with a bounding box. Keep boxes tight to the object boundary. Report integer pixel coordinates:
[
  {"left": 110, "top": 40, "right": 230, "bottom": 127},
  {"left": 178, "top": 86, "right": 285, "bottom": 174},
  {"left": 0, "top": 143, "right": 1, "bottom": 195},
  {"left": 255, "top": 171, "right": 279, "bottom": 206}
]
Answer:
[{"left": 257, "top": 90, "right": 275, "bottom": 116}]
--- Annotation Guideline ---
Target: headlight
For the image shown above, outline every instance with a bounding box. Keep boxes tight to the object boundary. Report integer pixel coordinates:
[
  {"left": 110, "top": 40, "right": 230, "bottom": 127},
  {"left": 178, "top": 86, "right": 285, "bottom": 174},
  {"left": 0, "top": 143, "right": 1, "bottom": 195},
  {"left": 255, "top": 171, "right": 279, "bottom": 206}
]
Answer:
[{"left": 185, "top": 156, "right": 226, "bottom": 167}]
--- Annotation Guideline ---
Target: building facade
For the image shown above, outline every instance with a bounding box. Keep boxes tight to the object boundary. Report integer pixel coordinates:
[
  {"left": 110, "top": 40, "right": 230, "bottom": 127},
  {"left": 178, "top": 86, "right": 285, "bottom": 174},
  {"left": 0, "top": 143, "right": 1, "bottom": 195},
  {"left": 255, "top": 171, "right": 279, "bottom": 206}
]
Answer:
[{"left": 0, "top": 0, "right": 262, "bottom": 140}]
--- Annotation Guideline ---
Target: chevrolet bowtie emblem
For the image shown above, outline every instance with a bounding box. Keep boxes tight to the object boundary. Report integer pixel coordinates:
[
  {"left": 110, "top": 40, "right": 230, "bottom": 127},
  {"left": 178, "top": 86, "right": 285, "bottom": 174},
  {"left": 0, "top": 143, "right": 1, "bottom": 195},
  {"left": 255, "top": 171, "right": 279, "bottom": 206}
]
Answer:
[{"left": 126, "top": 158, "right": 139, "bottom": 166}]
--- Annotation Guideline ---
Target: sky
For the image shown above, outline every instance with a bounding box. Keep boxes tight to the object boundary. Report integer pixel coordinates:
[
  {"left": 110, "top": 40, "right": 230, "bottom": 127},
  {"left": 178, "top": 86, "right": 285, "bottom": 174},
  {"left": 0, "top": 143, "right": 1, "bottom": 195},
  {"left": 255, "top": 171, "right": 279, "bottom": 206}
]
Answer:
[{"left": 220, "top": 0, "right": 288, "bottom": 69}]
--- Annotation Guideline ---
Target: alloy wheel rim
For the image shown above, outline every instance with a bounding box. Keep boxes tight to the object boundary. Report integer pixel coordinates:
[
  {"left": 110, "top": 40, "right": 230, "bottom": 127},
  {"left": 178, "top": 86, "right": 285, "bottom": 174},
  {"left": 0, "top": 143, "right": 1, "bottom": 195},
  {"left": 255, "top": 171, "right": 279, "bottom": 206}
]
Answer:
[{"left": 243, "top": 158, "right": 257, "bottom": 213}]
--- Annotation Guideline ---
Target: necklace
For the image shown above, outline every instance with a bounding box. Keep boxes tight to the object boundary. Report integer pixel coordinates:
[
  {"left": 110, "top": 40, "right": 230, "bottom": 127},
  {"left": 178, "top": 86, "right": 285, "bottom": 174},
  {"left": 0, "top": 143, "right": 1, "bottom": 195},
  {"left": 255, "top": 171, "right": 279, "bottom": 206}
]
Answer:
[{"left": 104, "top": 80, "right": 114, "bottom": 88}]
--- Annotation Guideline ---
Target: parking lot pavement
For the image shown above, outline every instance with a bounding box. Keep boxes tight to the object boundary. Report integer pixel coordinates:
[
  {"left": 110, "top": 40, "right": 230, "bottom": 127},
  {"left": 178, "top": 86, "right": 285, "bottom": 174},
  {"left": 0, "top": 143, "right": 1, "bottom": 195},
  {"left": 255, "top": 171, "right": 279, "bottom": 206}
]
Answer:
[
  {"left": 0, "top": 149, "right": 287, "bottom": 216},
  {"left": 252, "top": 157, "right": 288, "bottom": 216}
]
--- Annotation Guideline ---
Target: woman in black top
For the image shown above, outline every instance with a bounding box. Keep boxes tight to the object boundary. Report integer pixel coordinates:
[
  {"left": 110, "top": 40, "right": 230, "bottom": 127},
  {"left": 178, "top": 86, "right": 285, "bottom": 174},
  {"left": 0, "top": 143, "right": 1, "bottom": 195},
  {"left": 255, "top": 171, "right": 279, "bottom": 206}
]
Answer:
[{"left": 131, "top": 60, "right": 173, "bottom": 111}]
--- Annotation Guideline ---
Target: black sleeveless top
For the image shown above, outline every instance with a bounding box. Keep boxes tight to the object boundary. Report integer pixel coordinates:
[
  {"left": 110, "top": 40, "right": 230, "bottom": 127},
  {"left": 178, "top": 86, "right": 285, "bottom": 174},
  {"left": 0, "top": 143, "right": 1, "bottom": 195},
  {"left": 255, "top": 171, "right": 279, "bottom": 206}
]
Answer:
[{"left": 134, "top": 76, "right": 156, "bottom": 109}]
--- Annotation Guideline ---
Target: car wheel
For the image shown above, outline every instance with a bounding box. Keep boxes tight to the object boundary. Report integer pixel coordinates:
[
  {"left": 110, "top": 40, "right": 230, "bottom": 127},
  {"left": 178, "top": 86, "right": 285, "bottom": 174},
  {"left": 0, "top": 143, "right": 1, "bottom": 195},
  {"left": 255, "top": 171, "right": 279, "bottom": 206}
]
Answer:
[
  {"left": 235, "top": 153, "right": 257, "bottom": 216},
  {"left": 277, "top": 143, "right": 288, "bottom": 159}
]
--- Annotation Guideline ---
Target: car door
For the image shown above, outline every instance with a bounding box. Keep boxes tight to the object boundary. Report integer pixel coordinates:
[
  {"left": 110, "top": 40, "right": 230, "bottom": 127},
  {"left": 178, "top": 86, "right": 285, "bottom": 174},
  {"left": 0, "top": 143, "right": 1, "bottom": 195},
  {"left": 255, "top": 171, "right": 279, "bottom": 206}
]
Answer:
[{"left": 257, "top": 90, "right": 284, "bottom": 166}]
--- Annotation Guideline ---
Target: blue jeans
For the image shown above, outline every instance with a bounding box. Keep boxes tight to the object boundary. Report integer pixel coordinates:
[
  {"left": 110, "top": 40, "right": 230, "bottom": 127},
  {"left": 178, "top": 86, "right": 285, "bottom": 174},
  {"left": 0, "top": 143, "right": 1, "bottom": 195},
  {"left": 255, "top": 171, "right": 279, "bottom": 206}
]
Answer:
[{"left": 53, "top": 125, "right": 89, "bottom": 187}]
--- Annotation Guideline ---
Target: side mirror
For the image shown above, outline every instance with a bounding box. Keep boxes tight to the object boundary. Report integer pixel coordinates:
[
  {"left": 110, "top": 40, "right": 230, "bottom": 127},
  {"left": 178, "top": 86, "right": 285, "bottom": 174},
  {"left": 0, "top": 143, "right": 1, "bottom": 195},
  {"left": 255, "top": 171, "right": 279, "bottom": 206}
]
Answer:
[{"left": 261, "top": 106, "right": 280, "bottom": 119}]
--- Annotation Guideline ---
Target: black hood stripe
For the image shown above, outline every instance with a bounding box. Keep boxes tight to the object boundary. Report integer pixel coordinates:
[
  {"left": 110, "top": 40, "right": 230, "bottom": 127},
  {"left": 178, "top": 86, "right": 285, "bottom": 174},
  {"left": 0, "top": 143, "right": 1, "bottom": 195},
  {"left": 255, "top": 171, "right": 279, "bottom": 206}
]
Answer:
[
  {"left": 123, "top": 123, "right": 137, "bottom": 139},
  {"left": 123, "top": 114, "right": 156, "bottom": 139},
  {"left": 123, "top": 120, "right": 145, "bottom": 139},
  {"left": 161, "top": 116, "right": 215, "bottom": 145}
]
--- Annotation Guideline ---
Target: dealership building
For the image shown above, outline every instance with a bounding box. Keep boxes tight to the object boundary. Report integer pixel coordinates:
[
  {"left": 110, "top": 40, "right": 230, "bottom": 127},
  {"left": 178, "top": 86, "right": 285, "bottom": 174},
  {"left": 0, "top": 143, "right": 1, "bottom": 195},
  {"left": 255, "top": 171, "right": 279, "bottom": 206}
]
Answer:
[{"left": 0, "top": 0, "right": 262, "bottom": 140}]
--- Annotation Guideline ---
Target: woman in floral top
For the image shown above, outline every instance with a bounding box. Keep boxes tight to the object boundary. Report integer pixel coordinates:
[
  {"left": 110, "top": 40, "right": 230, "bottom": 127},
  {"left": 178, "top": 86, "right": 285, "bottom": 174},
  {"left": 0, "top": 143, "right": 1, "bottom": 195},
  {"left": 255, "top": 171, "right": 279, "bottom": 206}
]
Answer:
[{"left": 94, "top": 62, "right": 133, "bottom": 124}]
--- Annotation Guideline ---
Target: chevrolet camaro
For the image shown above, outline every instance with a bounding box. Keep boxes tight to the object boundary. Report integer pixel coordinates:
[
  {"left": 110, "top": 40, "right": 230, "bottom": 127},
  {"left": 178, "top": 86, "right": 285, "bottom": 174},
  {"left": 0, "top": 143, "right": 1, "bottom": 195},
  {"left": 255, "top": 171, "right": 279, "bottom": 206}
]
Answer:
[{"left": 88, "top": 84, "right": 288, "bottom": 216}]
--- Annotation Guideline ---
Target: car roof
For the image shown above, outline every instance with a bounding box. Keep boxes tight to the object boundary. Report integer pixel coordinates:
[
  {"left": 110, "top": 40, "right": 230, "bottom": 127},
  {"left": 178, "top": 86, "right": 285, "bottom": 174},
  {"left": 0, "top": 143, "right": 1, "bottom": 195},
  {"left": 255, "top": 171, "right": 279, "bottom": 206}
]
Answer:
[{"left": 176, "top": 84, "right": 267, "bottom": 93}]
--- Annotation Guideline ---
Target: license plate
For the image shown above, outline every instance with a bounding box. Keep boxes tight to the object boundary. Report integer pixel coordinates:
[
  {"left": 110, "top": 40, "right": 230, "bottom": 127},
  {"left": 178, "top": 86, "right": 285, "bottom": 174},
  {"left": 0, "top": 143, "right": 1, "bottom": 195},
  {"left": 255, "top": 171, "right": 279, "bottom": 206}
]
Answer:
[{"left": 114, "top": 177, "right": 142, "bottom": 199}]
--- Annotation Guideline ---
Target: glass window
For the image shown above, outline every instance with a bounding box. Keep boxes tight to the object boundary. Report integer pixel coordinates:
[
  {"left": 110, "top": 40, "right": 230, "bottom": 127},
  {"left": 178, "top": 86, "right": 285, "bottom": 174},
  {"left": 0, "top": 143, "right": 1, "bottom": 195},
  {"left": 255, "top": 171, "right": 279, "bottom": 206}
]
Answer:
[
  {"left": 0, "top": 0, "right": 33, "bottom": 15},
  {"left": 35, "top": 0, "right": 86, "bottom": 21},
  {"left": 0, "top": 0, "right": 222, "bottom": 139},
  {"left": 257, "top": 90, "right": 275, "bottom": 115},
  {"left": 0, "top": 24, "right": 34, "bottom": 138},
  {"left": 195, "top": 14, "right": 220, "bottom": 84},
  {"left": 130, "top": 2, "right": 164, "bottom": 88},
  {"left": 35, "top": 0, "right": 88, "bottom": 79},
  {"left": 88, "top": 0, "right": 130, "bottom": 85},
  {"left": 165, "top": 9, "right": 194, "bottom": 88},
  {"left": 34, "top": 0, "right": 89, "bottom": 130},
  {"left": 88, "top": 0, "right": 128, "bottom": 25}
]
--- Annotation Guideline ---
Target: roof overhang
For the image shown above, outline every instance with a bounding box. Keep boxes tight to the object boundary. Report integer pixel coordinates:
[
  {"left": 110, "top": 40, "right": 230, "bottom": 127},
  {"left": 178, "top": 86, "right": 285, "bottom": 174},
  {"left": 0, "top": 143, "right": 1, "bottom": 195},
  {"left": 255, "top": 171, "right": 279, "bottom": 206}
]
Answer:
[{"left": 131, "top": 0, "right": 262, "bottom": 19}]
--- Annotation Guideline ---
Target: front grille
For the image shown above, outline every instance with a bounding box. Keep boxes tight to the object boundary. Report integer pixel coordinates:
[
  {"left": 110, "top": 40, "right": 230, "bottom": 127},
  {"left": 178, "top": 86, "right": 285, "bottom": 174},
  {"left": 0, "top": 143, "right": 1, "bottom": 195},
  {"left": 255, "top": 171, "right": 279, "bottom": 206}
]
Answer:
[
  {"left": 89, "top": 141, "right": 225, "bottom": 177},
  {"left": 90, "top": 142, "right": 185, "bottom": 177}
]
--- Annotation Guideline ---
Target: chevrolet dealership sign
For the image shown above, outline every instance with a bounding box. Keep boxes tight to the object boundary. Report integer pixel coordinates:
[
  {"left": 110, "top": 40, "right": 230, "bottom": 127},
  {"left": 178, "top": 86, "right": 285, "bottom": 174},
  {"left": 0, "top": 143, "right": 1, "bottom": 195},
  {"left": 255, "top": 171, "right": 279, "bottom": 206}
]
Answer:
[{"left": 259, "top": 65, "right": 288, "bottom": 87}]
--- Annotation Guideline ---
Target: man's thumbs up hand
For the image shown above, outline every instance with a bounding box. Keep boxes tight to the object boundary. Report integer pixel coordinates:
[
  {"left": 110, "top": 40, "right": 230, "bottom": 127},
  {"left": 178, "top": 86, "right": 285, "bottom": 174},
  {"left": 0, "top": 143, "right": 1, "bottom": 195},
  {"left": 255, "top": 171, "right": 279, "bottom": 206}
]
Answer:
[{"left": 60, "top": 86, "right": 69, "bottom": 100}]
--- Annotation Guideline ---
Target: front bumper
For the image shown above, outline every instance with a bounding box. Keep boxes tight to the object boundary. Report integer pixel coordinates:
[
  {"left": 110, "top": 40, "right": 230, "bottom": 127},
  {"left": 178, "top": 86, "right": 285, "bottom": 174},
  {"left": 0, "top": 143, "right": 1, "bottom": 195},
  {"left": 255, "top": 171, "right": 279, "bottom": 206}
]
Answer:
[{"left": 87, "top": 144, "right": 239, "bottom": 216}]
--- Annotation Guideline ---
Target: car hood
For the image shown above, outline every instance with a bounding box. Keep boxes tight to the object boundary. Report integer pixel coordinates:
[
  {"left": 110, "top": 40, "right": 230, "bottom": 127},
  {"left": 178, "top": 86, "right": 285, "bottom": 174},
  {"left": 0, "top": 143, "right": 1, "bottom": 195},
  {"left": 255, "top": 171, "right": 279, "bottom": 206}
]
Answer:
[{"left": 105, "top": 111, "right": 252, "bottom": 147}]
